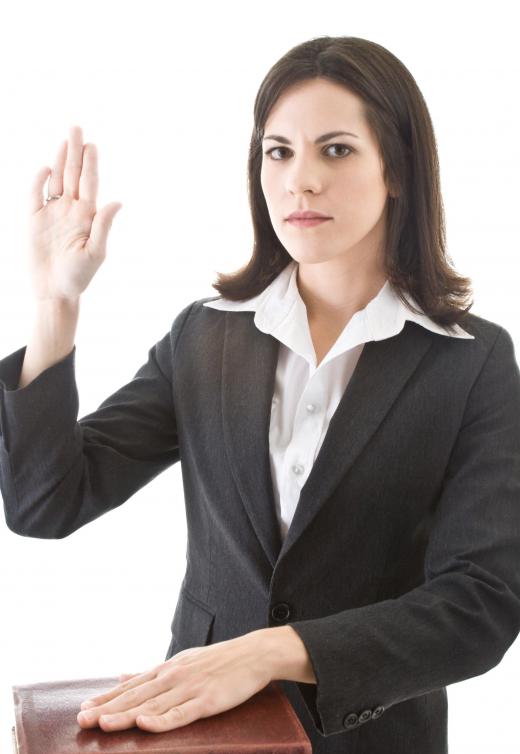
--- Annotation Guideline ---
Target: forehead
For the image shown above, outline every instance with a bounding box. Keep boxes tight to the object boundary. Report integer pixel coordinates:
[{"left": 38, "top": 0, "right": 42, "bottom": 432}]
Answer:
[{"left": 264, "top": 78, "right": 365, "bottom": 132}]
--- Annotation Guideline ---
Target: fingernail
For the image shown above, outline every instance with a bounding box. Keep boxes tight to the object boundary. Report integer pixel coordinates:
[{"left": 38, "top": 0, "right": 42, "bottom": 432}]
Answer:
[{"left": 81, "top": 701, "right": 96, "bottom": 709}]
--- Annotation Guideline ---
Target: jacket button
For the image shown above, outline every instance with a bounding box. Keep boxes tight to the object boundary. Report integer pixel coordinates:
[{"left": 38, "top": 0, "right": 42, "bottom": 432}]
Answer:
[
  {"left": 372, "top": 705, "right": 385, "bottom": 719},
  {"left": 359, "top": 709, "right": 372, "bottom": 724},
  {"left": 343, "top": 712, "right": 359, "bottom": 729},
  {"left": 271, "top": 602, "right": 291, "bottom": 622}
]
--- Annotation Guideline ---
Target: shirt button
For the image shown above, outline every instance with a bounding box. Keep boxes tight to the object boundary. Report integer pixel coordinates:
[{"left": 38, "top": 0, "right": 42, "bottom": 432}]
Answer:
[
  {"left": 292, "top": 463, "right": 304, "bottom": 475},
  {"left": 305, "top": 403, "right": 317, "bottom": 413}
]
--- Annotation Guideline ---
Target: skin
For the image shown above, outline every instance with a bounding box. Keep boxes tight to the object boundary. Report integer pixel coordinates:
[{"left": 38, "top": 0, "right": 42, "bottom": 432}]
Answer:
[
  {"left": 30, "top": 126, "right": 122, "bottom": 303},
  {"left": 260, "top": 77, "right": 397, "bottom": 365},
  {"left": 76, "top": 626, "right": 314, "bottom": 732},
  {"left": 31, "top": 127, "right": 315, "bottom": 733}
]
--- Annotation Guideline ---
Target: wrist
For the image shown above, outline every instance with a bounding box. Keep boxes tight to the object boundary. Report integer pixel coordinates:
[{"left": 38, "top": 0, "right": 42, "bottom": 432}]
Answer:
[{"left": 255, "top": 625, "right": 317, "bottom": 684}]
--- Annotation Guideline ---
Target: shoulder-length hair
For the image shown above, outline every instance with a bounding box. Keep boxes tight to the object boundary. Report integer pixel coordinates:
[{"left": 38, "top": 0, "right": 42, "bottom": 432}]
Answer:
[{"left": 210, "top": 35, "right": 473, "bottom": 329}]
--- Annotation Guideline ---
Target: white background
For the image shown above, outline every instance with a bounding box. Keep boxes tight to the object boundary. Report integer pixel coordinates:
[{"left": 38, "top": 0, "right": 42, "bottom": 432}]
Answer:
[{"left": 0, "top": 1, "right": 518, "bottom": 752}]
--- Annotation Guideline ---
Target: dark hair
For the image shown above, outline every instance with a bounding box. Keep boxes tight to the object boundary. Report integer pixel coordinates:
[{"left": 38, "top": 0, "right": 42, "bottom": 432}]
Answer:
[{"left": 210, "top": 35, "right": 473, "bottom": 330}]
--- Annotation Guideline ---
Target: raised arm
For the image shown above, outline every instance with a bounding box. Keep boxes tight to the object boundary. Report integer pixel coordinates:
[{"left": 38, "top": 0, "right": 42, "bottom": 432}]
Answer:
[{"left": 0, "top": 126, "right": 190, "bottom": 538}]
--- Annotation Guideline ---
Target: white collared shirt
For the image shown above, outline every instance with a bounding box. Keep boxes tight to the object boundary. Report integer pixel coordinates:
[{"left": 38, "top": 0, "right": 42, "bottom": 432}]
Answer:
[{"left": 203, "top": 260, "right": 474, "bottom": 541}]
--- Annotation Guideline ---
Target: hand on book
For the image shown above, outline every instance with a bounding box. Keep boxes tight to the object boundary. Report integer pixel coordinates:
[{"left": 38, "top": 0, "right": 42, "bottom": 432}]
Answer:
[{"left": 76, "top": 631, "right": 275, "bottom": 733}]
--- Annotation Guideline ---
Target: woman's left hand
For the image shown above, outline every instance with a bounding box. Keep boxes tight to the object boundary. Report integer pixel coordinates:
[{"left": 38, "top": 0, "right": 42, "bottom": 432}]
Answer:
[{"left": 76, "top": 631, "right": 274, "bottom": 733}]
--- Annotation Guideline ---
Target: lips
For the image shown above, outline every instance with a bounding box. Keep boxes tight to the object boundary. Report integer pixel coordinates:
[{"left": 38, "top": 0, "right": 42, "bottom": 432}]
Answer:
[{"left": 286, "top": 210, "right": 332, "bottom": 220}]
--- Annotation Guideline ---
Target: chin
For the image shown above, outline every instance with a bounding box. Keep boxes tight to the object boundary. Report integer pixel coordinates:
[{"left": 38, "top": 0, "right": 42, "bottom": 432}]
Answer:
[{"left": 285, "top": 249, "right": 338, "bottom": 265}]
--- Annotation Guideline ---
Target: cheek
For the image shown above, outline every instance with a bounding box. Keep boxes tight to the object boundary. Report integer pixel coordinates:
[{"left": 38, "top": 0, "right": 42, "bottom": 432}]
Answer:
[
  {"left": 260, "top": 172, "right": 281, "bottom": 218},
  {"left": 260, "top": 167, "right": 270, "bottom": 201},
  {"left": 336, "top": 168, "right": 387, "bottom": 211},
  {"left": 260, "top": 166, "right": 274, "bottom": 196}
]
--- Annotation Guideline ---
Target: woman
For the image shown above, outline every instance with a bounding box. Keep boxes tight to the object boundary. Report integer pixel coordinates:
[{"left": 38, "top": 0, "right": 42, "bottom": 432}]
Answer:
[{"left": 1, "top": 35, "right": 520, "bottom": 754}]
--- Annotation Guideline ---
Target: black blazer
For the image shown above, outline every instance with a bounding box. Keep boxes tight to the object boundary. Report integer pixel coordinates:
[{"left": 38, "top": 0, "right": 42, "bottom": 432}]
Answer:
[{"left": 1, "top": 297, "right": 520, "bottom": 754}]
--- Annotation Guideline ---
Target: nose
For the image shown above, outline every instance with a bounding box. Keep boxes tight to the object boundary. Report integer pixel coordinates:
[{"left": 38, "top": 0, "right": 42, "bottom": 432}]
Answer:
[{"left": 284, "top": 157, "right": 323, "bottom": 195}]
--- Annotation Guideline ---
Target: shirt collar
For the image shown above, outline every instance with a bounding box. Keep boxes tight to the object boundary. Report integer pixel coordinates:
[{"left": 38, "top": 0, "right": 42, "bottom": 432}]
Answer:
[{"left": 203, "top": 260, "right": 474, "bottom": 362}]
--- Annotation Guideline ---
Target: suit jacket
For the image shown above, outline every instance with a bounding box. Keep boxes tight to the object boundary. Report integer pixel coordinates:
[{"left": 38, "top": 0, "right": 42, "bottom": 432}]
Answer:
[{"left": 1, "top": 297, "right": 520, "bottom": 754}]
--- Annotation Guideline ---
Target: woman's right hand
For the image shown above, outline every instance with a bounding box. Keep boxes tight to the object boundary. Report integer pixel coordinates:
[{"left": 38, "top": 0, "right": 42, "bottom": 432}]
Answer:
[{"left": 28, "top": 125, "right": 122, "bottom": 303}]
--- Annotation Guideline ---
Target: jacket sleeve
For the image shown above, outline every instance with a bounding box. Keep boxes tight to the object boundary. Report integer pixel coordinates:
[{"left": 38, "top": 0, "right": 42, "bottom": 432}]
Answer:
[
  {"left": 287, "top": 325, "right": 520, "bottom": 737},
  {"left": 0, "top": 300, "right": 195, "bottom": 539}
]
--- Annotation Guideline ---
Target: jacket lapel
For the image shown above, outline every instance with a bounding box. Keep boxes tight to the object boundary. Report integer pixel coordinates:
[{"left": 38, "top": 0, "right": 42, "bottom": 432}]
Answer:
[
  {"left": 221, "top": 311, "right": 435, "bottom": 570},
  {"left": 221, "top": 311, "right": 283, "bottom": 568}
]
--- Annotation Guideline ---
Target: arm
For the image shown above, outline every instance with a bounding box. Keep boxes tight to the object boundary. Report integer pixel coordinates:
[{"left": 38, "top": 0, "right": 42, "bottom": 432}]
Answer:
[
  {"left": 0, "top": 300, "right": 195, "bottom": 539},
  {"left": 260, "top": 625, "right": 317, "bottom": 684},
  {"left": 18, "top": 297, "right": 80, "bottom": 389},
  {"left": 277, "top": 326, "right": 520, "bottom": 737}
]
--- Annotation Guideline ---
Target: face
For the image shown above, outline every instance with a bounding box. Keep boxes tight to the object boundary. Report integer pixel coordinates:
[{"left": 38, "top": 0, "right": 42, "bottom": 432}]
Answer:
[{"left": 260, "top": 77, "right": 393, "bottom": 270}]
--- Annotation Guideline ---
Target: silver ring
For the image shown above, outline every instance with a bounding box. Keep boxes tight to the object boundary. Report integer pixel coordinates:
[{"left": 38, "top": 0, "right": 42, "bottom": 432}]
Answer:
[{"left": 45, "top": 194, "right": 62, "bottom": 202}]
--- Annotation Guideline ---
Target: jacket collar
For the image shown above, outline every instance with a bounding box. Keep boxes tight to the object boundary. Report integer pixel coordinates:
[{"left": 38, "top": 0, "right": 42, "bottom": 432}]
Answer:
[{"left": 204, "top": 260, "right": 474, "bottom": 367}]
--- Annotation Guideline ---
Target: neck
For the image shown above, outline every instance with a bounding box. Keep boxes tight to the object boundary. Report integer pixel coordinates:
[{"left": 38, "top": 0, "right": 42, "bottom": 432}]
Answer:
[{"left": 296, "top": 256, "right": 387, "bottom": 324}]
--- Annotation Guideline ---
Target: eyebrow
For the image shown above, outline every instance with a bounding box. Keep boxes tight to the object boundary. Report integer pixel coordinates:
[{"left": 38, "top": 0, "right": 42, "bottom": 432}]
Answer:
[{"left": 262, "top": 130, "right": 359, "bottom": 144}]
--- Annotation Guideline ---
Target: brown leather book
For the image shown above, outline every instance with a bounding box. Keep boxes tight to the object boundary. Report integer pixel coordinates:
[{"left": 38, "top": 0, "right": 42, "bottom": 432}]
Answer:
[{"left": 11, "top": 675, "right": 312, "bottom": 753}]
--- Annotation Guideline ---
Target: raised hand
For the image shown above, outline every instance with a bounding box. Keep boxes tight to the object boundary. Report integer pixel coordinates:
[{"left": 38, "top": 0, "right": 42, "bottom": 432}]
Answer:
[{"left": 28, "top": 125, "right": 122, "bottom": 303}]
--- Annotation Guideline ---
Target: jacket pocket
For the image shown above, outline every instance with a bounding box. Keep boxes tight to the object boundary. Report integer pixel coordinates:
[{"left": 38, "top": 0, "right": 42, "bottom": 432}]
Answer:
[{"left": 169, "top": 586, "right": 216, "bottom": 653}]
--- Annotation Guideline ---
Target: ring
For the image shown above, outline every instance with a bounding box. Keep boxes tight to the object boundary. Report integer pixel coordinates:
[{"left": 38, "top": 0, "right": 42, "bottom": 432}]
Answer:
[{"left": 45, "top": 194, "right": 62, "bottom": 202}]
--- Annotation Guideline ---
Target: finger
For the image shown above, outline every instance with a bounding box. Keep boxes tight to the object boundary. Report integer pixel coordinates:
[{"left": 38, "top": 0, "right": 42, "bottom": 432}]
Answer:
[
  {"left": 30, "top": 166, "right": 51, "bottom": 214},
  {"left": 79, "top": 680, "right": 136, "bottom": 711},
  {"left": 118, "top": 672, "right": 140, "bottom": 683},
  {"left": 137, "top": 697, "right": 202, "bottom": 731},
  {"left": 97, "top": 674, "right": 171, "bottom": 716},
  {"left": 80, "top": 667, "right": 157, "bottom": 709},
  {"left": 63, "top": 125, "right": 84, "bottom": 199},
  {"left": 81, "top": 673, "right": 140, "bottom": 700},
  {"left": 78, "top": 143, "right": 98, "bottom": 204},
  {"left": 78, "top": 677, "right": 169, "bottom": 729},
  {"left": 48, "top": 139, "right": 67, "bottom": 198},
  {"left": 93, "top": 681, "right": 176, "bottom": 730},
  {"left": 84, "top": 201, "right": 122, "bottom": 259}
]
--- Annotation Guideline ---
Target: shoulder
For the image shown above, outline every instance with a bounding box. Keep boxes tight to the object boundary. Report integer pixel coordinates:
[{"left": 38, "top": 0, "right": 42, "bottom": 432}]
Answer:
[
  {"left": 421, "top": 310, "right": 515, "bottom": 361},
  {"left": 451, "top": 311, "right": 516, "bottom": 357},
  {"left": 176, "top": 296, "right": 228, "bottom": 317},
  {"left": 169, "top": 297, "right": 222, "bottom": 326},
  {"left": 400, "top": 312, "right": 519, "bottom": 394},
  {"left": 455, "top": 310, "right": 504, "bottom": 339},
  {"left": 430, "top": 312, "right": 520, "bottom": 391},
  {"left": 193, "top": 295, "right": 224, "bottom": 307},
  {"left": 174, "top": 296, "right": 252, "bottom": 325},
  {"left": 168, "top": 296, "right": 239, "bottom": 346}
]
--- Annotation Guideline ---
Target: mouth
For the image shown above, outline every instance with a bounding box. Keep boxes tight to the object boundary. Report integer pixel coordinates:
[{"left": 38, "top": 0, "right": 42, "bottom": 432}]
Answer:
[
  {"left": 286, "top": 212, "right": 332, "bottom": 221},
  {"left": 286, "top": 217, "right": 332, "bottom": 227}
]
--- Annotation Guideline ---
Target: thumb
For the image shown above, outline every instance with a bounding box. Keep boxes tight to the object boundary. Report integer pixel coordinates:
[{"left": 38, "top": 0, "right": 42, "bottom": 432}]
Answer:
[{"left": 86, "top": 201, "right": 123, "bottom": 258}]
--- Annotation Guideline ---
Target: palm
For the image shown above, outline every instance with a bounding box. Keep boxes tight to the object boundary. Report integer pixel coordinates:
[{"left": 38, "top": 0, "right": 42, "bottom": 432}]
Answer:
[{"left": 28, "top": 126, "right": 121, "bottom": 302}]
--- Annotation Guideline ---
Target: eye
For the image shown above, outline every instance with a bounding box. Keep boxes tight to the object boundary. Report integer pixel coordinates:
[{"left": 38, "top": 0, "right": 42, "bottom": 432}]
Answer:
[{"left": 263, "top": 143, "right": 352, "bottom": 160}]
